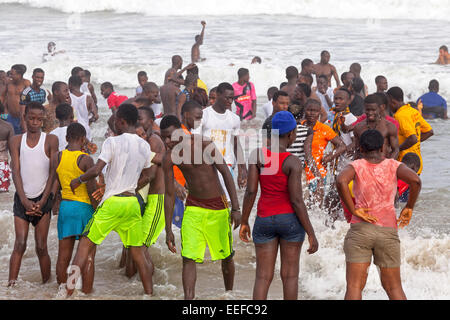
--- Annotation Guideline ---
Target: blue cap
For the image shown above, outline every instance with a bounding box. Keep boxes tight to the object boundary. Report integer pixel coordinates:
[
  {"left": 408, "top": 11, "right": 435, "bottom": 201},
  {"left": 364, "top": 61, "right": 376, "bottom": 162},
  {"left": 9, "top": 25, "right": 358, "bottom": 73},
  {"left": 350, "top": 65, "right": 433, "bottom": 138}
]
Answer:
[{"left": 271, "top": 111, "right": 297, "bottom": 135}]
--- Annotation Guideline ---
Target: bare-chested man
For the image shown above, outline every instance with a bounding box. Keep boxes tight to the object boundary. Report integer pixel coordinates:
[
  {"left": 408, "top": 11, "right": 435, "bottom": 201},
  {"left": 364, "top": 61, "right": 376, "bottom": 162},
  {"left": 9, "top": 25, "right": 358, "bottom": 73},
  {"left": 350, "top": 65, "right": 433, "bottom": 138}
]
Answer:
[
  {"left": 43, "top": 81, "right": 71, "bottom": 133},
  {"left": 434, "top": 45, "right": 450, "bottom": 65},
  {"left": 160, "top": 114, "right": 241, "bottom": 300},
  {"left": 353, "top": 94, "right": 399, "bottom": 160},
  {"left": 313, "top": 51, "right": 340, "bottom": 88},
  {"left": 191, "top": 21, "right": 206, "bottom": 63},
  {"left": 280, "top": 66, "right": 299, "bottom": 102},
  {"left": 6, "top": 64, "right": 31, "bottom": 135},
  {"left": 160, "top": 77, "right": 181, "bottom": 118}
]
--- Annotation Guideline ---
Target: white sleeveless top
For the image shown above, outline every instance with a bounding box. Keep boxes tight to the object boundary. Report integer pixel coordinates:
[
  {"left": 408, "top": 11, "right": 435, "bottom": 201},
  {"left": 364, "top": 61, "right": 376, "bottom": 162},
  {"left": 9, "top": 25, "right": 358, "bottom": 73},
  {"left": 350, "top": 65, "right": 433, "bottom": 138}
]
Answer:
[
  {"left": 20, "top": 132, "right": 50, "bottom": 198},
  {"left": 70, "top": 92, "right": 91, "bottom": 140}
]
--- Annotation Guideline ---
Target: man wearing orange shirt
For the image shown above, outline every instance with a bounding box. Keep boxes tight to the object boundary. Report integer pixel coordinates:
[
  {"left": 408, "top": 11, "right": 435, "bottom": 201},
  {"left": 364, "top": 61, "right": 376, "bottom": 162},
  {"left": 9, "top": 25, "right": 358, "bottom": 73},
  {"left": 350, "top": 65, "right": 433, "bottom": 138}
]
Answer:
[{"left": 302, "top": 99, "right": 346, "bottom": 206}]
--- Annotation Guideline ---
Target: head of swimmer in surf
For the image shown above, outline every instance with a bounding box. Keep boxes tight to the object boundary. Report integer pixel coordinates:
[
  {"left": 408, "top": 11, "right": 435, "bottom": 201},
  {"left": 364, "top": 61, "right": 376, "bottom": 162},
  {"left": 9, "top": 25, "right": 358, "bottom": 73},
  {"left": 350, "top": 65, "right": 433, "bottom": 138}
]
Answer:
[
  {"left": 114, "top": 103, "right": 138, "bottom": 135},
  {"left": 428, "top": 79, "right": 439, "bottom": 93},
  {"left": 24, "top": 102, "right": 45, "bottom": 134},
  {"left": 160, "top": 115, "right": 184, "bottom": 151},
  {"left": 320, "top": 50, "right": 330, "bottom": 64},
  {"left": 48, "top": 42, "right": 56, "bottom": 53},
  {"left": 439, "top": 45, "right": 448, "bottom": 57},
  {"left": 364, "top": 94, "right": 383, "bottom": 122},
  {"left": 333, "top": 88, "right": 351, "bottom": 112}
]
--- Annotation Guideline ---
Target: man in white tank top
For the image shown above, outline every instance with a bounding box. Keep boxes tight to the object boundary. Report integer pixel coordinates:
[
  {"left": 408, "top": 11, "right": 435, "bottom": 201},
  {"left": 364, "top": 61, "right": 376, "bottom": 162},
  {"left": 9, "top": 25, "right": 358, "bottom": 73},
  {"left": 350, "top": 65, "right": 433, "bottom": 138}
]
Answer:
[
  {"left": 7, "top": 102, "right": 58, "bottom": 287},
  {"left": 68, "top": 75, "right": 98, "bottom": 141}
]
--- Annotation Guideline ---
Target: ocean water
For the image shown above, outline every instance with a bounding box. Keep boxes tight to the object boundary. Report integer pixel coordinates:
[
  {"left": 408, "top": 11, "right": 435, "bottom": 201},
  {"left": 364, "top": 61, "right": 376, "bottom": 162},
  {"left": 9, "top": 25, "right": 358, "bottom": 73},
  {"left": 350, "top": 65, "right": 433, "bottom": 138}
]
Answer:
[{"left": 0, "top": 0, "right": 449, "bottom": 300}]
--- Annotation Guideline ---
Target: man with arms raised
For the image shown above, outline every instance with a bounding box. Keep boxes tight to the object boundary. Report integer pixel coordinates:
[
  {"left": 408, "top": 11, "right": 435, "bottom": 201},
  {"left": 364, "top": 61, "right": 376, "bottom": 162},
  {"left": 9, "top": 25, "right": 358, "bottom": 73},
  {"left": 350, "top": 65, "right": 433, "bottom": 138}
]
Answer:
[{"left": 191, "top": 21, "right": 206, "bottom": 63}]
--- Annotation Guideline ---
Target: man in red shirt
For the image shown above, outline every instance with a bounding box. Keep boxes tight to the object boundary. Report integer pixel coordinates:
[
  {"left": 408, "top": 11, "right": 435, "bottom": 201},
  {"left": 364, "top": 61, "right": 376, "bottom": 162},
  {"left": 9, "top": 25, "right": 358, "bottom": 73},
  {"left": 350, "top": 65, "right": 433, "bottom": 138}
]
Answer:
[{"left": 100, "top": 82, "right": 128, "bottom": 113}]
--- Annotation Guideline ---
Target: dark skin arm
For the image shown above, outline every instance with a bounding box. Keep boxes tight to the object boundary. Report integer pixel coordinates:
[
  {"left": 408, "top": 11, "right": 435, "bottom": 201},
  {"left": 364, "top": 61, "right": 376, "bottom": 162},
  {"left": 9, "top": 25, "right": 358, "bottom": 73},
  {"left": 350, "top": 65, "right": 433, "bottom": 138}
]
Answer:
[
  {"left": 387, "top": 122, "right": 400, "bottom": 159},
  {"left": 86, "top": 95, "right": 99, "bottom": 123},
  {"left": 304, "top": 132, "right": 321, "bottom": 177},
  {"left": 322, "top": 135, "right": 346, "bottom": 165},
  {"left": 399, "top": 134, "right": 418, "bottom": 152},
  {"left": 420, "top": 130, "right": 433, "bottom": 142},
  {"left": 70, "top": 159, "right": 106, "bottom": 193},
  {"left": 239, "top": 150, "right": 259, "bottom": 242},
  {"left": 162, "top": 150, "right": 177, "bottom": 253},
  {"left": 33, "top": 134, "right": 58, "bottom": 214},
  {"left": 78, "top": 154, "right": 99, "bottom": 209},
  {"left": 396, "top": 163, "right": 421, "bottom": 228},
  {"left": 284, "top": 155, "right": 318, "bottom": 253},
  {"left": 233, "top": 135, "right": 248, "bottom": 189},
  {"left": 251, "top": 100, "right": 257, "bottom": 119},
  {"left": 9, "top": 135, "right": 36, "bottom": 213}
]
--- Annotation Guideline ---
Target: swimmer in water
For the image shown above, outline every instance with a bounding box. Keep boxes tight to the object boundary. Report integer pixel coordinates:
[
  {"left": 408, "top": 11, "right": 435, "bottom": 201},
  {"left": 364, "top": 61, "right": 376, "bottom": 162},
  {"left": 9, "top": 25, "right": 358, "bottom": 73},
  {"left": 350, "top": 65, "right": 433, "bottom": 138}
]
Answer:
[
  {"left": 312, "top": 50, "right": 340, "bottom": 88},
  {"left": 42, "top": 42, "right": 65, "bottom": 62},
  {"left": 434, "top": 45, "right": 450, "bottom": 65},
  {"left": 191, "top": 21, "right": 206, "bottom": 63}
]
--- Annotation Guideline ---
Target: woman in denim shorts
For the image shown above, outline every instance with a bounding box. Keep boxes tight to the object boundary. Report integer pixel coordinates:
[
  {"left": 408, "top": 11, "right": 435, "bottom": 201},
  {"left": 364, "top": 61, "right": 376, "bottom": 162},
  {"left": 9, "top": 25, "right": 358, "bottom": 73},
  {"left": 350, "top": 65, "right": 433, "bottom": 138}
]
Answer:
[{"left": 239, "top": 110, "right": 318, "bottom": 300}]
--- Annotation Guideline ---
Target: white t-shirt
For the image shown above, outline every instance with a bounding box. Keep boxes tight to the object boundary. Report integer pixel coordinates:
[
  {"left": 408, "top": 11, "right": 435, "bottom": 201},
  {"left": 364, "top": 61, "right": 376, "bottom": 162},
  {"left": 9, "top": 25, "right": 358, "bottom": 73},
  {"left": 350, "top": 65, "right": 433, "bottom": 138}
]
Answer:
[
  {"left": 98, "top": 133, "right": 152, "bottom": 205},
  {"left": 196, "top": 106, "right": 241, "bottom": 166},
  {"left": 316, "top": 87, "right": 334, "bottom": 112},
  {"left": 50, "top": 126, "right": 68, "bottom": 151},
  {"left": 262, "top": 99, "right": 273, "bottom": 119}
]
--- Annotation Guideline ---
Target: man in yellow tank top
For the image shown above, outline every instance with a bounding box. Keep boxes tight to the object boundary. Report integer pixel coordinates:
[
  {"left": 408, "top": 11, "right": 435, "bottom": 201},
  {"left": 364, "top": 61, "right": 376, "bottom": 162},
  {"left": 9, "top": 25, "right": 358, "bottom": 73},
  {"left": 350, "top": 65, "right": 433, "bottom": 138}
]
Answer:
[{"left": 51, "top": 122, "right": 98, "bottom": 294}]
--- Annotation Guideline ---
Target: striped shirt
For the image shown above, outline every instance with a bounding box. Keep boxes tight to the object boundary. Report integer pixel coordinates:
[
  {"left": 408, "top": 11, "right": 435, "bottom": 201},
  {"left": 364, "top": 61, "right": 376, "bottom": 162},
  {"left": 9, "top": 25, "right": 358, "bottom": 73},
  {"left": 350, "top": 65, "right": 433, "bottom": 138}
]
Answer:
[
  {"left": 286, "top": 124, "right": 312, "bottom": 162},
  {"left": 20, "top": 86, "right": 46, "bottom": 105}
]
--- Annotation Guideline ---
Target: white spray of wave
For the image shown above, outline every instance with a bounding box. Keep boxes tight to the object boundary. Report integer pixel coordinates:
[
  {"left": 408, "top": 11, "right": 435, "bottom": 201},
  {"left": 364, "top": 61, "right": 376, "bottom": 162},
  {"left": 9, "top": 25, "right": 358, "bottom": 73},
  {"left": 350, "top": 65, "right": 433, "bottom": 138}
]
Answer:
[{"left": 1, "top": 0, "right": 450, "bottom": 21}]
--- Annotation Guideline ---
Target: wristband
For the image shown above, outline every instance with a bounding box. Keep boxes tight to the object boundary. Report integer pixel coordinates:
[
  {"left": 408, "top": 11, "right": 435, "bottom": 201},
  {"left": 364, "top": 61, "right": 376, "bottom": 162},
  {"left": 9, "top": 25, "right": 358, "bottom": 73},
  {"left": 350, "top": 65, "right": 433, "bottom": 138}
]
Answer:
[{"left": 78, "top": 176, "right": 85, "bottom": 184}]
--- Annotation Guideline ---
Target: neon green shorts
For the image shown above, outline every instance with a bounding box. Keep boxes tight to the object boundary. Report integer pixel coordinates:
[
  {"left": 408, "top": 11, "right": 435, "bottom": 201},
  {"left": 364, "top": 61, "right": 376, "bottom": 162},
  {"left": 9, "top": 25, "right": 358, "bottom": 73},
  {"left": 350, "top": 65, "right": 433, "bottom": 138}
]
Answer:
[
  {"left": 83, "top": 196, "right": 143, "bottom": 248},
  {"left": 181, "top": 206, "right": 233, "bottom": 263},
  {"left": 142, "top": 194, "right": 165, "bottom": 247}
]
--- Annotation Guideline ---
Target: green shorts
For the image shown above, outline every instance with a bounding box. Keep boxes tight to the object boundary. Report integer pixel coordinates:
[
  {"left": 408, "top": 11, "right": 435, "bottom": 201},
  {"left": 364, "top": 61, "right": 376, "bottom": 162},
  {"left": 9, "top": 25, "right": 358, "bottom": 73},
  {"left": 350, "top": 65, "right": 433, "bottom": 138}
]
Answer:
[
  {"left": 181, "top": 206, "right": 233, "bottom": 263},
  {"left": 143, "top": 194, "right": 165, "bottom": 247},
  {"left": 83, "top": 195, "right": 144, "bottom": 248}
]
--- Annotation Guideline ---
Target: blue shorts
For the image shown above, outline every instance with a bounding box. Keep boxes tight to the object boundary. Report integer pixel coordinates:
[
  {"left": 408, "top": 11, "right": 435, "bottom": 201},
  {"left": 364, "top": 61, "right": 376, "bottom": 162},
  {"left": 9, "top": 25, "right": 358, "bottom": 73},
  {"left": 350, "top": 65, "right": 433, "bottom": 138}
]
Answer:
[
  {"left": 252, "top": 213, "right": 306, "bottom": 244},
  {"left": 7, "top": 114, "right": 22, "bottom": 135},
  {"left": 57, "top": 200, "right": 94, "bottom": 240}
]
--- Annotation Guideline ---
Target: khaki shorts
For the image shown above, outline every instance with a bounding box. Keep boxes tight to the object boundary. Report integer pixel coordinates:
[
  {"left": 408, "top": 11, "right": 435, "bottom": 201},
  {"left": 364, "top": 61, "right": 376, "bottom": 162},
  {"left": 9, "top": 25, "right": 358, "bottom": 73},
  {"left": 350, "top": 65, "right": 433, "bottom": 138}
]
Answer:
[{"left": 344, "top": 222, "right": 401, "bottom": 268}]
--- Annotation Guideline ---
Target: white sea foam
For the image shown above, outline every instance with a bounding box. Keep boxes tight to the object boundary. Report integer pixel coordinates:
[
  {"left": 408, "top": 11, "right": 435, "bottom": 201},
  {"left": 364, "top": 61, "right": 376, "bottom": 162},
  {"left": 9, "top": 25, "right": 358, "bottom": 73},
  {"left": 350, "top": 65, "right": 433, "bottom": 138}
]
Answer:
[{"left": 1, "top": 0, "right": 450, "bottom": 21}]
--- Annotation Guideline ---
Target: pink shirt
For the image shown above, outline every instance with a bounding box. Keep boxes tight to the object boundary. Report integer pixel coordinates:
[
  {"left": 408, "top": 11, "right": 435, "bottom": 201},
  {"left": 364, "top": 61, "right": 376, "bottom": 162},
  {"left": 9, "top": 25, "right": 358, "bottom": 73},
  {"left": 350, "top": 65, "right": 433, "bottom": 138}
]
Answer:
[
  {"left": 107, "top": 92, "right": 128, "bottom": 110},
  {"left": 232, "top": 82, "right": 256, "bottom": 120},
  {"left": 353, "top": 114, "right": 399, "bottom": 130},
  {"left": 351, "top": 158, "right": 401, "bottom": 228}
]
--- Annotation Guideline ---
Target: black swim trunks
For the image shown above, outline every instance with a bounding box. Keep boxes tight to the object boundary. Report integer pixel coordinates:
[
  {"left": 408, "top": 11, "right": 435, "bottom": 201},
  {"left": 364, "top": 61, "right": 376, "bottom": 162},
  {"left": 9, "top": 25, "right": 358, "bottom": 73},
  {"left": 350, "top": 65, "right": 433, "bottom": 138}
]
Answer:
[{"left": 13, "top": 192, "right": 53, "bottom": 227}]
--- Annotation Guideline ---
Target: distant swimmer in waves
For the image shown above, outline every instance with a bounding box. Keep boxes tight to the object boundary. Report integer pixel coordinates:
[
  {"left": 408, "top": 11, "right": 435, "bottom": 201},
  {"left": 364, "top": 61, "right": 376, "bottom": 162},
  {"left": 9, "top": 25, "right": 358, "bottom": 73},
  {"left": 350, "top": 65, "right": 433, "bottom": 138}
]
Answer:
[
  {"left": 434, "top": 45, "right": 450, "bottom": 65},
  {"left": 191, "top": 21, "right": 206, "bottom": 63},
  {"left": 42, "top": 42, "right": 65, "bottom": 62},
  {"left": 312, "top": 50, "right": 340, "bottom": 88},
  {"left": 417, "top": 79, "right": 448, "bottom": 119}
]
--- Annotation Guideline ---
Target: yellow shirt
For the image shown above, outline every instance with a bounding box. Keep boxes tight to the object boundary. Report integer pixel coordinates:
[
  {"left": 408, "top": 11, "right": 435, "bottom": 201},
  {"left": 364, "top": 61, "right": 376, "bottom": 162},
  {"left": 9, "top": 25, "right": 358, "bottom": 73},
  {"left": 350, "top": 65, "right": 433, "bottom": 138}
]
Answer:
[
  {"left": 56, "top": 149, "right": 91, "bottom": 204},
  {"left": 394, "top": 104, "right": 432, "bottom": 174},
  {"left": 197, "top": 79, "right": 208, "bottom": 95}
]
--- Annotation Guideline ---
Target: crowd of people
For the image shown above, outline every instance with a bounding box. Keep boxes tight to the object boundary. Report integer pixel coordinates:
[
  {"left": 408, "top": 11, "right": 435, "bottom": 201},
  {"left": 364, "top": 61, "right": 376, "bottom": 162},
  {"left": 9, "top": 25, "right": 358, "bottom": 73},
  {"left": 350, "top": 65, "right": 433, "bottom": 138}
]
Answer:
[{"left": 0, "top": 32, "right": 447, "bottom": 300}]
